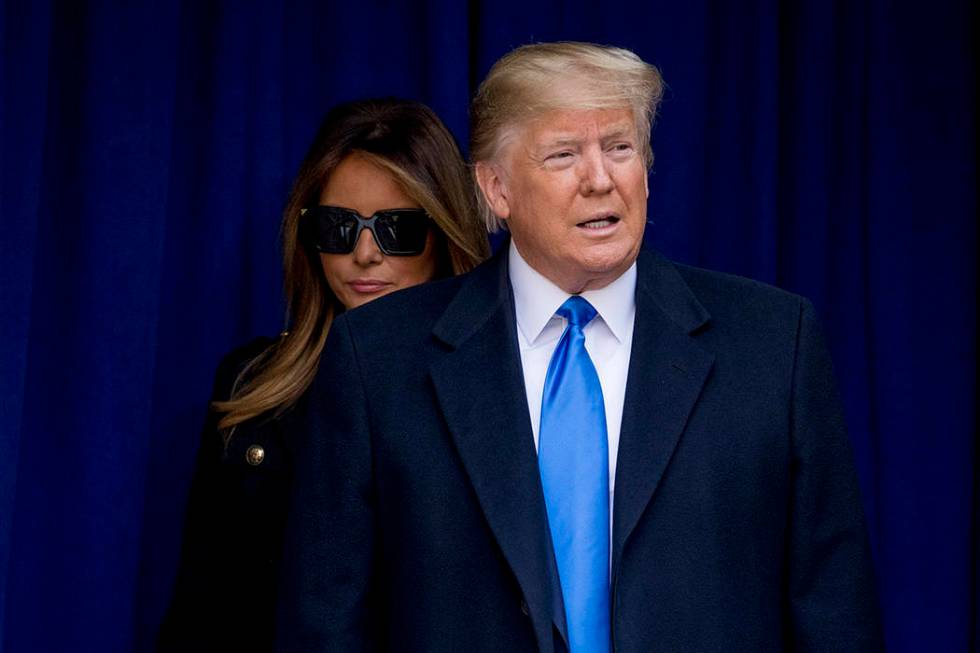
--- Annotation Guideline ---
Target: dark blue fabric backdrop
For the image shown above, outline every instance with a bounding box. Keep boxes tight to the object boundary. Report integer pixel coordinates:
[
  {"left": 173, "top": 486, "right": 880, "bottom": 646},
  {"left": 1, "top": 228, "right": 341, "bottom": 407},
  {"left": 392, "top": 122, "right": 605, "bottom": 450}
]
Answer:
[{"left": 1, "top": 1, "right": 975, "bottom": 651}]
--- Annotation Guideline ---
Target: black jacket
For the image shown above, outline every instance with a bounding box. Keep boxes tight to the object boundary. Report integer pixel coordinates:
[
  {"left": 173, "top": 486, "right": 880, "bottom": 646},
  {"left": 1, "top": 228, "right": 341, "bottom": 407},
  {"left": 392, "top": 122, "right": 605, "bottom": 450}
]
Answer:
[
  {"left": 277, "top": 245, "right": 881, "bottom": 652},
  {"left": 159, "top": 336, "right": 297, "bottom": 652}
]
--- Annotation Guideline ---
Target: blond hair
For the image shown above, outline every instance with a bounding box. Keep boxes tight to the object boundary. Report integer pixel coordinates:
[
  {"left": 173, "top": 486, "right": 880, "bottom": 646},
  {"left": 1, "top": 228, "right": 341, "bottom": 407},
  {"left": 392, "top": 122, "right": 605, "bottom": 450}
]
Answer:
[
  {"left": 470, "top": 42, "right": 665, "bottom": 232},
  {"left": 214, "top": 99, "right": 490, "bottom": 436}
]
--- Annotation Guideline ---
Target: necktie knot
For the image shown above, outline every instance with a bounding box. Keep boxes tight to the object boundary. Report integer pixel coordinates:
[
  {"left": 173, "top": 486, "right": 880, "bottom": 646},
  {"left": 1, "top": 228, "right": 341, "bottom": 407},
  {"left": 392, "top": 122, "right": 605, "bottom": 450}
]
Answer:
[{"left": 556, "top": 295, "right": 598, "bottom": 330}]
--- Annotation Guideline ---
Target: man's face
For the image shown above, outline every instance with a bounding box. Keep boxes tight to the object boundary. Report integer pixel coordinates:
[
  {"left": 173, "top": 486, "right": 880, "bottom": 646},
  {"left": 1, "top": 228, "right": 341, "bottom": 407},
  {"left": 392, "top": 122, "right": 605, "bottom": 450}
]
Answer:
[{"left": 482, "top": 107, "right": 649, "bottom": 293}]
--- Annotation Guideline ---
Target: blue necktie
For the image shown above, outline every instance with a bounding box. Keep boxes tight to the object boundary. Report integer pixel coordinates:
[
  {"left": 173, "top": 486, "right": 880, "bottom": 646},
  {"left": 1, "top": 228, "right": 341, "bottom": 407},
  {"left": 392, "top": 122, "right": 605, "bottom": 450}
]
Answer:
[{"left": 538, "top": 296, "right": 610, "bottom": 653}]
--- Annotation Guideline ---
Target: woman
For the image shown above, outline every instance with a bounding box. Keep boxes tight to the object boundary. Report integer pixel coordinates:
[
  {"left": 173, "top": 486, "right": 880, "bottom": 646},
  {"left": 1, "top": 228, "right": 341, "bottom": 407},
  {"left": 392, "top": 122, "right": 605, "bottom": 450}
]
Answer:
[{"left": 158, "top": 98, "right": 490, "bottom": 651}]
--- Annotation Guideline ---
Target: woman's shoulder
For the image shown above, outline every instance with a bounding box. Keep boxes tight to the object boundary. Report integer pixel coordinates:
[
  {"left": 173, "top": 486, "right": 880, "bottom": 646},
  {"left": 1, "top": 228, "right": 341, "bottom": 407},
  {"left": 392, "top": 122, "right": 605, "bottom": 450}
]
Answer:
[
  {"left": 189, "top": 333, "right": 295, "bottom": 496},
  {"left": 209, "top": 334, "right": 297, "bottom": 470},
  {"left": 196, "top": 334, "right": 288, "bottom": 469},
  {"left": 210, "top": 335, "right": 280, "bottom": 401}
]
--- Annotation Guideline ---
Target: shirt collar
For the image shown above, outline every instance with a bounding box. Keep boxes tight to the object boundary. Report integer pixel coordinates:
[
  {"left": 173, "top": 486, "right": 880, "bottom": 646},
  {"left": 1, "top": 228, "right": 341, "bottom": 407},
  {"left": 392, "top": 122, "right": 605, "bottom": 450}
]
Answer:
[{"left": 509, "top": 240, "right": 637, "bottom": 346}]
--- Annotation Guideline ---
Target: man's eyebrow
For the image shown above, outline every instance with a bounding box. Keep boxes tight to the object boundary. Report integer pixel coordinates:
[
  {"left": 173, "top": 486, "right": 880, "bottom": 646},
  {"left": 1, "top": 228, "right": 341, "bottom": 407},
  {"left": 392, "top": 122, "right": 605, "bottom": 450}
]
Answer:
[
  {"left": 536, "top": 123, "right": 635, "bottom": 148},
  {"left": 600, "top": 125, "right": 634, "bottom": 140},
  {"left": 538, "top": 135, "right": 581, "bottom": 148}
]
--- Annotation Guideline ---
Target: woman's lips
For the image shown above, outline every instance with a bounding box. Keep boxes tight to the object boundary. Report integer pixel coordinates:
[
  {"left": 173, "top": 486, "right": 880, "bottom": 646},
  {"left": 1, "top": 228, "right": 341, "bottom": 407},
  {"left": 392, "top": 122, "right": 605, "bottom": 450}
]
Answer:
[{"left": 347, "top": 279, "right": 393, "bottom": 294}]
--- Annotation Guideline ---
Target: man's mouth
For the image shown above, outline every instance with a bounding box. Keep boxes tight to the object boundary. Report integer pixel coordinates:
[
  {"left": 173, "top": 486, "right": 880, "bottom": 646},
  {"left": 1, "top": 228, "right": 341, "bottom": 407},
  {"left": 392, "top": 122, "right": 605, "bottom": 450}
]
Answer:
[{"left": 577, "top": 215, "right": 620, "bottom": 230}]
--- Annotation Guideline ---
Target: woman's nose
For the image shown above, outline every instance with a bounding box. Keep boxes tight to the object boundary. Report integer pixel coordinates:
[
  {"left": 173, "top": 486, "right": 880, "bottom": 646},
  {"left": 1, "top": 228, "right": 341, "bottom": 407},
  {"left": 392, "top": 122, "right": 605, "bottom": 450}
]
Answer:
[{"left": 351, "top": 228, "right": 384, "bottom": 266}]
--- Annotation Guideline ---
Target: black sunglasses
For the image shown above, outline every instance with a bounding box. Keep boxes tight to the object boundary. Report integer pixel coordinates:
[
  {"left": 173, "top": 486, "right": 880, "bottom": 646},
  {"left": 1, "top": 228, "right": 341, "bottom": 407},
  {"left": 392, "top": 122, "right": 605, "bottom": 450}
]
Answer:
[{"left": 301, "top": 205, "right": 431, "bottom": 256}]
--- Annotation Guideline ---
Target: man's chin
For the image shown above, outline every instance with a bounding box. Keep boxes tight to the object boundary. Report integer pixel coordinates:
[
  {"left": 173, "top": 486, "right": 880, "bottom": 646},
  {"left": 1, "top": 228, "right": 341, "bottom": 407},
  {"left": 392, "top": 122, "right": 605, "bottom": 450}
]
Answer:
[
  {"left": 559, "top": 259, "right": 635, "bottom": 293},
  {"left": 579, "top": 242, "right": 639, "bottom": 272}
]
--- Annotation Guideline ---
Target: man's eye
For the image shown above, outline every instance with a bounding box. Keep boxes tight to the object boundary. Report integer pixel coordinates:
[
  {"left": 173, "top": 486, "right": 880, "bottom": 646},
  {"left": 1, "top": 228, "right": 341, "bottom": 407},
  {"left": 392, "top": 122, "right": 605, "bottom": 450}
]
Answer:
[
  {"left": 548, "top": 151, "right": 574, "bottom": 160},
  {"left": 610, "top": 143, "right": 633, "bottom": 153}
]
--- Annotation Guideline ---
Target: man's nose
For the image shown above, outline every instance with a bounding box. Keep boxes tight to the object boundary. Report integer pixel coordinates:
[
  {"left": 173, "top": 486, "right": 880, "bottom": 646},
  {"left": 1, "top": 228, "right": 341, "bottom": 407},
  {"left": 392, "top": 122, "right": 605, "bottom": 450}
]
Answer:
[
  {"left": 580, "top": 150, "right": 614, "bottom": 195},
  {"left": 352, "top": 228, "right": 384, "bottom": 266}
]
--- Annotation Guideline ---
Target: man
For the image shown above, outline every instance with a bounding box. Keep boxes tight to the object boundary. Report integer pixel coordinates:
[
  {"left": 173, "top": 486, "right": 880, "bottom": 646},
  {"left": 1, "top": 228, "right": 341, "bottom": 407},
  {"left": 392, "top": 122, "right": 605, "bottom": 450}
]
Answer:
[{"left": 278, "top": 42, "right": 880, "bottom": 652}]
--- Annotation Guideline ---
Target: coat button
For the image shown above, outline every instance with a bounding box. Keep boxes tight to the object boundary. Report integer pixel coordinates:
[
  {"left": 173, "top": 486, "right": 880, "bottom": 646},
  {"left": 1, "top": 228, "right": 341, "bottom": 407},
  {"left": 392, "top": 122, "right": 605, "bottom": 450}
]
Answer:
[
  {"left": 520, "top": 600, "right": 529, "bottom": 616},
  {"left": 245, "top": 444, "right": 265, "bottom": 466}
]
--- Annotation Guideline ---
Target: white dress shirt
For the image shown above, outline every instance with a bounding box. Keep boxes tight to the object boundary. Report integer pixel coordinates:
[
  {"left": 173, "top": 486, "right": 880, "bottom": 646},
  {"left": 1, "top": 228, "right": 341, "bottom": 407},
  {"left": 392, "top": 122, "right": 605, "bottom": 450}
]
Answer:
[{"left": 508, "top": 240, "right": 637, "bottom": 519}]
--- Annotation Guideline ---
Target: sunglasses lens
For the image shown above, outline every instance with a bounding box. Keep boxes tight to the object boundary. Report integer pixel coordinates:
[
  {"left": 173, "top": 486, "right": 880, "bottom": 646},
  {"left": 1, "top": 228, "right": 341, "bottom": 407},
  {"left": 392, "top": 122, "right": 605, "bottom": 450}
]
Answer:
[
  {"left": 374, "top": 210, "right": 429, "bottom": 255},
  {"left": 305, "top": 206, "right": 429, "bottom": 255},
  {"left": 309, "top": 207, "right": 358, "bottom": 253}
]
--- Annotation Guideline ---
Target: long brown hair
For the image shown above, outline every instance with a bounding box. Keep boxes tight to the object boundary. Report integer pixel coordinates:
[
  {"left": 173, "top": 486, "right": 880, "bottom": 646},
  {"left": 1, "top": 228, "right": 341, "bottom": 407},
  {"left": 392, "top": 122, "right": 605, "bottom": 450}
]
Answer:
[{"left": 214, "top": 99, "right": 490, "bottom": 435}]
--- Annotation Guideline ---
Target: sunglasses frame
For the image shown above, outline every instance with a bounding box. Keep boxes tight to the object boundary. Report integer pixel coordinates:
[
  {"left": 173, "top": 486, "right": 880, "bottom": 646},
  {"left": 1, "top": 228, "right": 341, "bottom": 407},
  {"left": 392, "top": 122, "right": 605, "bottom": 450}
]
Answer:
[{"left": 301, "top": 205, "right": 431, "bottom": 257}]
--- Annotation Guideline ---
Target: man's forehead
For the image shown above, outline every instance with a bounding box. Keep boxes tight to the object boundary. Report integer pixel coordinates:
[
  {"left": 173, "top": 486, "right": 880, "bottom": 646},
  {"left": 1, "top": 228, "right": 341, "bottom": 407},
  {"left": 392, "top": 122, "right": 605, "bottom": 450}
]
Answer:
[{"left": 525, "top": 108, "right": 636, "bottom": 142}]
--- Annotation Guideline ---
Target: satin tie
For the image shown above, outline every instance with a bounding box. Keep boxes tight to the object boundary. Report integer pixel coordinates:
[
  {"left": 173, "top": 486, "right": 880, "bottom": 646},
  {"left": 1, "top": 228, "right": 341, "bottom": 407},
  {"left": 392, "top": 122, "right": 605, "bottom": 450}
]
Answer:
[{"left": 538, "top": 296, "right": 610, "bottom": 653}]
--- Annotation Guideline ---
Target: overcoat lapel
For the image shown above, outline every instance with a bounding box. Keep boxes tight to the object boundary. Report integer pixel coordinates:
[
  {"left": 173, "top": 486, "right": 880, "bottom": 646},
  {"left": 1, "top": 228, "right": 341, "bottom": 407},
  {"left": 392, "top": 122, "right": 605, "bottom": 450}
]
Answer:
[
  {"left": 429, "top": 250, "right": 566, "bottom": 652},
  {"left": 612, "top": 249, "right": 715, "bottom": 577}
]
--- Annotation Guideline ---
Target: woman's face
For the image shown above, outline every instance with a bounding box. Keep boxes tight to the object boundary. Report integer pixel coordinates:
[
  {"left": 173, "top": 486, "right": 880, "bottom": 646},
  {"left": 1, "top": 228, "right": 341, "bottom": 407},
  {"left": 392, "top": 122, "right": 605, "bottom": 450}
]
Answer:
[{"left": 317, "top": 152, "right": 440, "bottom": 310}]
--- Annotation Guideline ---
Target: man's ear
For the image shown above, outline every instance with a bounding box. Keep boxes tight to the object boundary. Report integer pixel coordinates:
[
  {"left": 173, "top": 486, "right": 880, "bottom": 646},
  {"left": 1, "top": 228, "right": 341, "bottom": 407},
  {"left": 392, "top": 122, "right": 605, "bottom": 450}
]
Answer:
[
  {"left": 474, "top": 161, "right": 511, "bottom": 220},
  {"left": 645, "top": 153, "right": 653, "bottom": 199}
]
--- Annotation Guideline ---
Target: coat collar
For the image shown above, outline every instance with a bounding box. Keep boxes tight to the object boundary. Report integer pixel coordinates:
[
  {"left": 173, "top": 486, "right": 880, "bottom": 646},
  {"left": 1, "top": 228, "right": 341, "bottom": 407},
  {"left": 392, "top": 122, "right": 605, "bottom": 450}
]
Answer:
[
  {"left": 611, "top": 249, "right": 715, "bottom": 580},
  {"left": 430, "top": 246, "right": 567, "bottom": 651}
]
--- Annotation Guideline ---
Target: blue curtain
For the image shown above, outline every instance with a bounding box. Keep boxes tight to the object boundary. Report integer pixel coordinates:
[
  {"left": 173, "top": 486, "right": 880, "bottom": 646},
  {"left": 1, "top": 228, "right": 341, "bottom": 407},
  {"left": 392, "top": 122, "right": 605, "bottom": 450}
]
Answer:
[{"left": 1, "top": 1, "right": 974, "bottom": 651}]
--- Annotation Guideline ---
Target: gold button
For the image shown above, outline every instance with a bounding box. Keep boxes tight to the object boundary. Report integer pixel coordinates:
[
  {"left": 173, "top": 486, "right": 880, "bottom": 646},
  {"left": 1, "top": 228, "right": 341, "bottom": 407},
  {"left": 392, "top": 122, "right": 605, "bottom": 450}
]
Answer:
[{"left": 245, "top": 444, "right": 265, "bottom": 466}]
